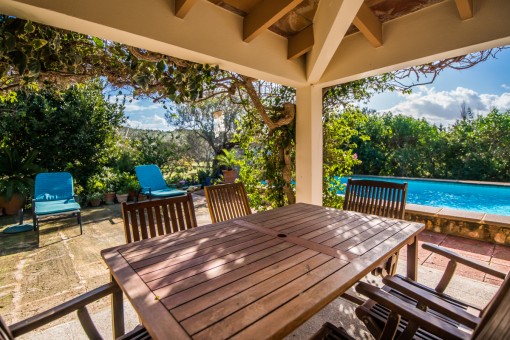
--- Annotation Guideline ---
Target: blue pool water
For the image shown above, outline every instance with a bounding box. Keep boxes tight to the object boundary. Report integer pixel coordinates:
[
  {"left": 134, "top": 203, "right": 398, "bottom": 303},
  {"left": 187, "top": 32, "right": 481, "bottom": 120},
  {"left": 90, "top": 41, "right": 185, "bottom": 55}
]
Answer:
[{"left": 339, "top": 176, "right": 510, "bottom": 216}]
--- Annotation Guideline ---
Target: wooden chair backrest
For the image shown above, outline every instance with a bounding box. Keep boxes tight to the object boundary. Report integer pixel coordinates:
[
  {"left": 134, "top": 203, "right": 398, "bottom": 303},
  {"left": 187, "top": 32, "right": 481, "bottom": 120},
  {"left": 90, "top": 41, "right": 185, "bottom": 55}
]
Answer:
[
  {"left": 204, "top": 182, "right": 252, "bottom": 223},
  {"left": 472, "top": 272, "right": 510, "bottom": 339},
  {"left": 121, "top": 193, "right": 197, "bottom": 243},
  {"left": 343, "top": 179, "right": 408, "bottom": 219},
  {"left": 0, "top": 315, "right": 13, "bottom": 340}
]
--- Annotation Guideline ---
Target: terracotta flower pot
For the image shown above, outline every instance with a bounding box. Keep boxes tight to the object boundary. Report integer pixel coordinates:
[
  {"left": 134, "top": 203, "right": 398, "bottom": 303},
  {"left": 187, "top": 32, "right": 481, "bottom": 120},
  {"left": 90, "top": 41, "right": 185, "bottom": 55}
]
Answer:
[
  {"left": 89, "top": 198, "right": 102, "bottom": 207},
  {"left": 128, "top": 190, "right": 136, "bottom": 201},
  {"left": 103, "top": 192, "right": 116, "bottom": 205},
  {"left": 222, "top": 169, "right": 237, "bottom": 184},
  {"left": 137, "top": 193, "right": 148, "bottom": 201},
  {"left": 3, "top": 193, "right": 26, "bottom": 215},
  {"left": 116, "top": 193, "right": 128, "bottom": 203}
]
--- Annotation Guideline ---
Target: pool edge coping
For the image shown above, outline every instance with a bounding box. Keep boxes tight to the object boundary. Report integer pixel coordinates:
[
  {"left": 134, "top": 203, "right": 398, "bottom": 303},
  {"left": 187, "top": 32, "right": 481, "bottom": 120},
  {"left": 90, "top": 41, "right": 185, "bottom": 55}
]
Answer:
[
  {"left": 405, "top": 204, "right": 510, "bottom": 227},
  {"left": 353, "top": 174, "right": 510, "bottom": 188}
]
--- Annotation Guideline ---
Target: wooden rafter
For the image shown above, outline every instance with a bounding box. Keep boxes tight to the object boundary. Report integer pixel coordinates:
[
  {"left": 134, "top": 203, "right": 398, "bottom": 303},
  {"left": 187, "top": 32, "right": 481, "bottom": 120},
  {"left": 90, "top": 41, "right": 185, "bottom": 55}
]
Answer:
[
  {"left": 455, "top": 0, "right": 474, "bottom": 20},
  {"left": 353, "top": 3, "right": 382, "bottom": 47},
  {"left": 288, "top": 25, "right": 314, "bottom": 60},
  {"left": 243, "top": 0, "right": 303, "bottom": 43},
  {"left": 306, "top": 0, "right": 364, "bottom": 83},
  {"left": 175, "top": 0, "right": 198, "bottom": 19}
]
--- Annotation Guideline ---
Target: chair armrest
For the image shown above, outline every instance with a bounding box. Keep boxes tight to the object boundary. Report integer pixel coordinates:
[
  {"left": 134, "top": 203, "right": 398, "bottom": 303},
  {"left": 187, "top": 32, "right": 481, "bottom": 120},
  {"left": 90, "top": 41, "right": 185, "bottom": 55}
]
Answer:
[
  {"left": 423, "top": 243, "right": 506, "bottom": 292},
  {"left": 423, "top": 243, "right": 506, "bottom": 279},
  {"left": 10, "top": 282, "right": 120, "bottom": 337},
  {"left": 355, "top": 282, "right": 470, "bottom": 340},
  {"left": 383, "top": 275, "right": 481, "bottom": 328}
]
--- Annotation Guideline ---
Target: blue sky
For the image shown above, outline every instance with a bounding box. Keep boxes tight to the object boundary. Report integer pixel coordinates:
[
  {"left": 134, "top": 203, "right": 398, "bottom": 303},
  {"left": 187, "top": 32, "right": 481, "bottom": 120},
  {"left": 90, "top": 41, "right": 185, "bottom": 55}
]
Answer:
[
  {"left": 123, "top": 46, "right": 510, "bottom": 130},
  {"left": 365, "top": 47, "right": 510, "bottom": 126}
]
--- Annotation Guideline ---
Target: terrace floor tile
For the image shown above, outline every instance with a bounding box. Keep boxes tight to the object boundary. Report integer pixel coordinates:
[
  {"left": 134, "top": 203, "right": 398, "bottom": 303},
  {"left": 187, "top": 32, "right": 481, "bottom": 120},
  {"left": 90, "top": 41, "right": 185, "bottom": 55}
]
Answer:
[
  {"left": 418, "top": 230, "right": 447, "bottom": 244},
  {"left": 484, "top": 263, "right": 510, "bottom": 286},
  {"left": 491, "top": 244, "right": 510, "bottom": 266}
]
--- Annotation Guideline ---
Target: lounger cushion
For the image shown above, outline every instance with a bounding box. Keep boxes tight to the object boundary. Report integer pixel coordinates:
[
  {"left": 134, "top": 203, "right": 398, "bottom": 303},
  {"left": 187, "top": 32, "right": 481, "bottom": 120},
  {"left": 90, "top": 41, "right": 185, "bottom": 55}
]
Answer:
[
  {"left": 144, "top": 188, "right": 186, "bottom": 197},
  {"left": 34, "top": 199, "right": 80, "bottom": 215}
]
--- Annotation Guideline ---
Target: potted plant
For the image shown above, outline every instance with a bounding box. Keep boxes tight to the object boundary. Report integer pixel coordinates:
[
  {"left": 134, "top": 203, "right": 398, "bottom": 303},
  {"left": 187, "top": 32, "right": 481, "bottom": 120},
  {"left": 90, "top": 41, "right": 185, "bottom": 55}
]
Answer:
[
  {"left": 0, "top": 149, "right": 44, "bottom": 215},
  {"left": 99, "top": 167, "right": 117, "bottom": 205},
  {"left": 197, "top": 169, "right": 211, "bottom": 188},
  {"left": 115, "top": 172, "right": 136, "bottom": 203},
  {"left": 215, "top": 148, "right": 238, "bottom": 184},
  {"left": 87, "top": 192, "right": 103, "bottom": 207}
]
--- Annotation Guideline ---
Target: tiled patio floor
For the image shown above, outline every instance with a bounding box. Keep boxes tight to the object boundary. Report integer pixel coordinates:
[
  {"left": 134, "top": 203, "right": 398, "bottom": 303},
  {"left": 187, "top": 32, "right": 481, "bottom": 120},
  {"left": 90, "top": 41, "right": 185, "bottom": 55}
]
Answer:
[{"left": 399, "top": 230, "right": 510, "bottom": 286}]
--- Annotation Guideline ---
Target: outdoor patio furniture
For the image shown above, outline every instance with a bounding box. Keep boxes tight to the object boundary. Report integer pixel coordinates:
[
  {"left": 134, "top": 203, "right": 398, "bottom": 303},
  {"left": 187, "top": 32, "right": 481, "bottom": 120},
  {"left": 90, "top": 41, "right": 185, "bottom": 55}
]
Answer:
[
  {"left": 134, "top": 164, "right": 186, "bottom": 200},
  {"left": 343, "top": 178, "right": 408, "bottom": 276},
  {"left": 204, "top": 182, "right": 251, "bottom": 223},
  {"left": 101, "top": 203, "right": 424, "bottom": 338},
  {"left": 121, "top": 193, "right": 197, "bottom": 243},
  {"left": 32, "top": 172, "right": 82, "bottom": 234},
  {"left": 0, "top": 282, "right": 148, "bottom": 339},
  {"left": 354, "top": 243, "right": 509, "bottom": 339}
]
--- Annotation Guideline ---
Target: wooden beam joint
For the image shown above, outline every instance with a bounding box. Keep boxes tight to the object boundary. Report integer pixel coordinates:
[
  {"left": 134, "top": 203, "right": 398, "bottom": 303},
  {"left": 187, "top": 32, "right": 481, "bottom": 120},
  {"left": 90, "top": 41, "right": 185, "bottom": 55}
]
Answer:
[
  {"left": 353, "top": 3, "right": 382, "bottom": 48},
  {"left": 244, "top": 0, "right": 303, "bottom": 43},
  {"left": 455, "top": 0, "right": 474, "bottom": 20},
  {"left": 175, "top": 0, "right": 198, "bottom": 19},
  {"left": 288, "top": 25, "right": 314, "bottom": 60}
]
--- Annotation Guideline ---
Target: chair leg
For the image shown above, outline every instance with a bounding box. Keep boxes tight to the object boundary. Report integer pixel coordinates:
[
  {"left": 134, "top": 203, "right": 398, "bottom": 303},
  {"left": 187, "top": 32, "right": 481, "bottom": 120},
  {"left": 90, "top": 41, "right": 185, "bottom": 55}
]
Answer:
[
  {"left": 18, "top": 208, "right": 24, "bottom": 225},
  {"left": 33, "top": 214, "right": 38, "bottom": 231},
  {"left": 77, "top": 212, "right": 83, "bottom": 235}
]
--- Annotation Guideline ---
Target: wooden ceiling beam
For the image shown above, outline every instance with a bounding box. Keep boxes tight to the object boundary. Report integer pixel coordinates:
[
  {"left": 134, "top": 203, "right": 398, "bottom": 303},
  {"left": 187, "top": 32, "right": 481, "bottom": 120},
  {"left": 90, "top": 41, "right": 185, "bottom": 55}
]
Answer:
[
  {"left": 455, "top": 0, "right": 473, "bottom": 20},
  {"left": 175, "top": 0, "right": 198, "bottom": 18},
  {"left": 306, "top": 0, "right": 364, "bottom": 83},
  {"left": 243, "top": 0, "right": 303, "bottom": 43},
  {"left": 353, "top": 3, "right": 382, "bottom": 47},
  {"left": 288, "top": 25, "right": 314, "bottom": 60}
]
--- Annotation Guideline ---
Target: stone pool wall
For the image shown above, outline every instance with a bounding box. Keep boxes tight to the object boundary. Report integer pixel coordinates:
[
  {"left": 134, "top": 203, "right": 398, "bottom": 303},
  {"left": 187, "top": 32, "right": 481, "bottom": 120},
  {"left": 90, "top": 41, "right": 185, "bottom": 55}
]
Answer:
[{"left": 404, "top": 204, "right": 510, "bottom": 246}]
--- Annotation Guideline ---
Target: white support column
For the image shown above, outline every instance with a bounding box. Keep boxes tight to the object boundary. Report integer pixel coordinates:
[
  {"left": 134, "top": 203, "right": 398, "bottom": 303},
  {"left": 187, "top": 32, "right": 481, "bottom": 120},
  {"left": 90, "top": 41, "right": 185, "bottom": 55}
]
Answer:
[{"left": 295, "top": 85, "right": 323, "bottom": 205}]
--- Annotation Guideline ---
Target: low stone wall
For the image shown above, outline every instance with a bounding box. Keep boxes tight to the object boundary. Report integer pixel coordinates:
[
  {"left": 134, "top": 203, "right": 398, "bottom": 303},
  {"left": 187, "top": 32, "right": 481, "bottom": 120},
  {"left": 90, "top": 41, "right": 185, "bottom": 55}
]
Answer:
[{"left": 404, "top": 204, "right": 510, "bottom": 245}]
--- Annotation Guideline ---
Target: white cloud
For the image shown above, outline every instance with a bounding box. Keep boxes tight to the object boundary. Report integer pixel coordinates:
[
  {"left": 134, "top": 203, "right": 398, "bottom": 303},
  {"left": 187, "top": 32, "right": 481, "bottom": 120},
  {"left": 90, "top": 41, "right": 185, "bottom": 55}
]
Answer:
[
  {"left": 123, "top": 99, "right": 160, "bottom": 112},
  {"left": 125, "top": 114, "right": 171, "bottom": 131},
  {"left": 502, "top": 84, "right": 510, "bottom": 90},
  {"left": 378, "top": 87, "right": 510, "bottom": 125}
]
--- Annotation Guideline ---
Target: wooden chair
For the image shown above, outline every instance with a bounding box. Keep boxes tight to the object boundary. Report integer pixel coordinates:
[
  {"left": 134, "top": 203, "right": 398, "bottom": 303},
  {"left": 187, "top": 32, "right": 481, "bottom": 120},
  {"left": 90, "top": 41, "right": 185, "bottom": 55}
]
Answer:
[
  {"left": 121, "top": 193, "right": 197, "bottom": 243},
  {"left": 354, "top": 242, "right": 509, "bottom": 339},
  {"left": 343, "top": 178, "right": 408, "bottom": 275},
  {"left": 343, "top": 178, "right": 408, "bottom": 219},
  {"left": 0, "top": 282, "right": 149, "bottom": 339},
  {"left": 204, "top": 182, "right": 252, "bottom": 223}
]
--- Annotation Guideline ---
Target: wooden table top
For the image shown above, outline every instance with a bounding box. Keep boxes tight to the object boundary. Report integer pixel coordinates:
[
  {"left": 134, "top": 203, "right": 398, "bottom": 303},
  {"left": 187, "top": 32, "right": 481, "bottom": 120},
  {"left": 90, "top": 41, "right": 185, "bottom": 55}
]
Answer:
[{"left": 101, "top": 203, "right": 424, "bottom": 339}]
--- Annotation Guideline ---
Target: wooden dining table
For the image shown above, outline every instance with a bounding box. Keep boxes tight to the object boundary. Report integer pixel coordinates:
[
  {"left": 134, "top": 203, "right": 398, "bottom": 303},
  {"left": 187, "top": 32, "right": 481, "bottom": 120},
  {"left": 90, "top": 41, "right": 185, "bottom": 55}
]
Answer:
[{"left": 101, "top": 203, "right": 424, "bottom": 339}]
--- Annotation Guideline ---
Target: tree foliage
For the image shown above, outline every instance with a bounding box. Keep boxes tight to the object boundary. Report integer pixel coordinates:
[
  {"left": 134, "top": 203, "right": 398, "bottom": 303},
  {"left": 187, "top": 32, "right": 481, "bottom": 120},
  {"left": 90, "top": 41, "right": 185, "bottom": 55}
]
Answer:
[
  {"left": 323, "top": 108, "right": 367, "bottom": 208},
  {"left": 353, "top": 109, "right": 510, "bottom": 182},
  {"left": 0, "top": 79, "right": 125, "bottom": 189},
  {"left": 167, "top": 95, "right": 239, "bottom": 157},
  {"left": 0, "top": 15, "right": 219, "bottom": 102}
]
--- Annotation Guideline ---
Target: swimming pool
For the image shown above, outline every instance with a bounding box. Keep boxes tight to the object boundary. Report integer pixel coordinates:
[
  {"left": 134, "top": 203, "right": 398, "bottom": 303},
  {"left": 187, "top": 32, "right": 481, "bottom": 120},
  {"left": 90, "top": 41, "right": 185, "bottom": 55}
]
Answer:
[{"left": 339, "top": 176, "right": 510, "bottom": 216}]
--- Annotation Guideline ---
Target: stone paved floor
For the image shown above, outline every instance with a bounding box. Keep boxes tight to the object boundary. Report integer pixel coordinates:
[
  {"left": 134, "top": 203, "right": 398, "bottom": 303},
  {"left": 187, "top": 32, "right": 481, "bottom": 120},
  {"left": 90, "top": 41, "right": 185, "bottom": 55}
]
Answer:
[{"left": 0, "top": 195, "right": 507, "bottom": 339}]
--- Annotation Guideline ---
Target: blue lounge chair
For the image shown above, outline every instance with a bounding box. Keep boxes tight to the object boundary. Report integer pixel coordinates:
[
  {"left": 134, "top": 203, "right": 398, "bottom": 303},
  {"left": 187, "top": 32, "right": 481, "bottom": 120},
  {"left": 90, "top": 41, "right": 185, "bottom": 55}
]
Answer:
[
  {"left": 32, "top": 172, "right": 82, "bottom": 234},
  {"left": 134, "top": 165, "right": 186, "bottom": 199}
]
